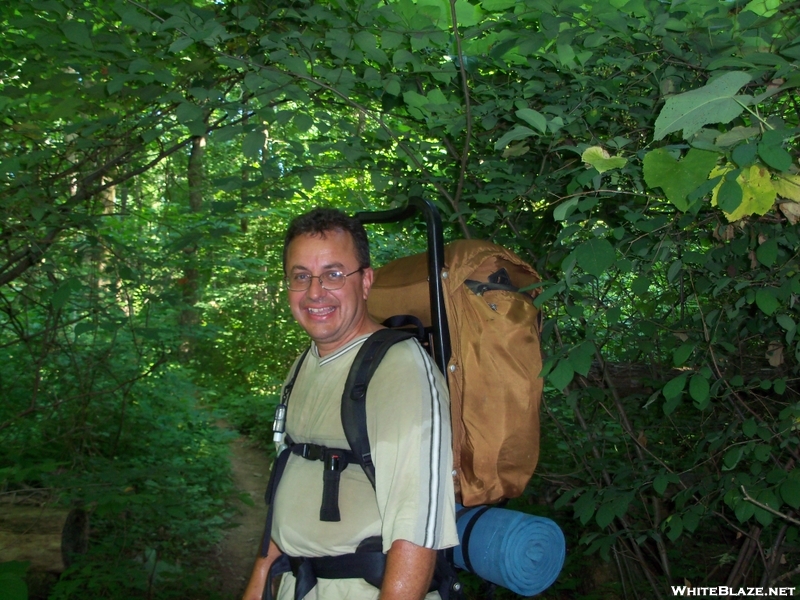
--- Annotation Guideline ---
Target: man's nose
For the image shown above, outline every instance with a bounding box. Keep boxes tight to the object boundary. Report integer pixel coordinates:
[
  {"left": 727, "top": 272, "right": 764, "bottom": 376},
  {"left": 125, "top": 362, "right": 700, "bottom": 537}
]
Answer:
[{"left": 306, "top": 275, "right": 327, "bottom": 298}]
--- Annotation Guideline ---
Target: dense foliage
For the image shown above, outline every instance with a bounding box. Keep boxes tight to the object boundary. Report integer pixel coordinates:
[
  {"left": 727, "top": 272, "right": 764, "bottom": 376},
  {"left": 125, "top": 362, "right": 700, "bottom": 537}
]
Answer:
[{"left": 1, "top": 0, "right": 799, "bottom": 597}]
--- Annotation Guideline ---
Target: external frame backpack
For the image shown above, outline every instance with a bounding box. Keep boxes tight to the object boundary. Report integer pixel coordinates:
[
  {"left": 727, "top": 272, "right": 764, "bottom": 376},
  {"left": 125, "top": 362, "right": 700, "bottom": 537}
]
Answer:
[{"left": 367, "top": 239, "right": 544, "bottom": 506}]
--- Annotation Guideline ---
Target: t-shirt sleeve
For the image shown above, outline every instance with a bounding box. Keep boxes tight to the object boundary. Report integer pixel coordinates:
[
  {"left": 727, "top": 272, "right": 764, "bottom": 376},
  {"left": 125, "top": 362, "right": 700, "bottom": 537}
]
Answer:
[{"left": 366, "top": 339, "right": 459, "bottom": 553}]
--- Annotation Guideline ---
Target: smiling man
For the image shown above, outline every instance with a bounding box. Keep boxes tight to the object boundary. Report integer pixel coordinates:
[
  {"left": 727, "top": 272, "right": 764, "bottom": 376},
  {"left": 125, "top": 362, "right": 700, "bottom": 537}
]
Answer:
[{"left": 243, "top": 208, "right": 457, "bottom": 600}]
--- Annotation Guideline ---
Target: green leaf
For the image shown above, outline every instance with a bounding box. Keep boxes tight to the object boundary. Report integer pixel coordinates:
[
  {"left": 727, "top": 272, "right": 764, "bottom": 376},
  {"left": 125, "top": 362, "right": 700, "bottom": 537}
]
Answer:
[
  {"left": 663, "top": 373, "right": 687, "bottom": 399},
  {"left": 533, "top": 281, "right": 564, "bottom": 308},
  {"left": 515, "top": 108, "right": 547, "bottom": 133},
  {"left": 758, "top": 129, "right": 793, "bottom": 172},
  {"left": 755, "top": 288, "right": 779, "bottom": 316},
  {"left": 569, "top": 342, "right": 595, "bottom": 377},
  {"left": 723, "top": 446, "right": 744, "bottom": 470},
  {"left": 574, "top": 490, "right": 596, "bottom": 525},
  {"left": 665, "top": 515, "right": 683, "bottom": 541},
  {"left": 673, "top": 343, "right": 694, "bottom": 366},
  {"left": 548, "top": 358, "right": 575, "bottom": 392},
  {"left": 52, "top": 281, "right": 75, "bottom": 310},
  {"left": 682, "top": 506, "right": 703, "bottom": 532},
  {"left": 454, "top": 0, "right": 483, "bottom": 27},
  {"left": 595, "top": 501, "right": 616, "bottom": 528},
  {"left": 776, "top": 313, "right": 796, "bottom": 332},
  {"left": 176, "top": 102, "right": 204, "bottom": 124},
  {"left": 242, "top": 131, "right": 265, "bottom": 159},
  {"left": 781, "top": 477, "right": 800, "bottom": 509},
  {"left": 734, "top": 497, "right": 755, "bottom": 523},
  {"left": 654, "top": 472, "right": 670, "bottom": 495},
  {"left": 74, "top": 322, "right": 94, "bottom": 338},
  {"left": 731, "top": 143, "right": 757, "bottom": 168},
  {"left": 299, "top": 171, "right": 315, "bottom": 191},
  {"left": 754, "top": 490, "right": 780, "bottom": 526},
  {"left": 653, "top": 71, "right": 752, "bottom": 140},
  {"left": 553, "top": 198, "right": 579, "bottom": 221},
  {"left": 293, "top": 113, "right": 313, "bottom": 132},
  {"left": 631, "top": 276, "right": 650, "bottom": 296},
  {"left": 495, "top": 126, "right": 537, "bottom": 150},
  {"left": 61, "top": 21, "right": 92, "bottom": 48},
  {"left": 717, "top": 179, "right": 743, "bottom": 214},
  {"left": 581, "top": 146, "right": 627, "bottom": 174},
  {"left": 755, "top": 238, "right": 778, "bottom": 267},
  {"left": 667, "top": 259, "right": 682, "bottom": 283},
  {"left": 481, "top": 0, "right": 516, "bottom": 9},
  {"left": 121, "top": 8, "right": 153, "bottom": 32},
  {"left": 643, "top": 148, "right": 719, "bottom": 211},
  {"left": 742, "top": 418, "right": 757, "bottom": 438},
  {"left": 573, "top": 238, "right": 615, "bottom": 277},
  {"left": 689, "top": 374, "right": 710, "bottom": 404},
  {"left": 553, "top": 488, "right": 580, "bottom": 510},
  {"left": 169, "top": 36, "right": 194, "bottom": 53}
]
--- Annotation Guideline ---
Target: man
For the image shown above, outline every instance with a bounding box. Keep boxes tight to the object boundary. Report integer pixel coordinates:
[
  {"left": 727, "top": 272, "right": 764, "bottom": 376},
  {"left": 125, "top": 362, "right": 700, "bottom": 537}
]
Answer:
[{"left": 243, "top": 208, "right": 458, "bottom": 600}]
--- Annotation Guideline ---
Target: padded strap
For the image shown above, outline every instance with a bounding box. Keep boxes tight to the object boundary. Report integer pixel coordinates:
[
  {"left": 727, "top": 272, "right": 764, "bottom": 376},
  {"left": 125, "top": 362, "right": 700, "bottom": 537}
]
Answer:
[
  {"left": 341, "top": 329, "right": 414, "bottom": 489},
  {"left": 382, "top": 314, "right": 426, "bottom": 341}
]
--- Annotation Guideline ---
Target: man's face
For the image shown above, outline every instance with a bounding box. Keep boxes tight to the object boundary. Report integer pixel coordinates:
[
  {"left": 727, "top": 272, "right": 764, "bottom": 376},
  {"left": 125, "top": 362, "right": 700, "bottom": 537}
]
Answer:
[{"left": 285, "top": 229, "right": 374, "bottom": 356}]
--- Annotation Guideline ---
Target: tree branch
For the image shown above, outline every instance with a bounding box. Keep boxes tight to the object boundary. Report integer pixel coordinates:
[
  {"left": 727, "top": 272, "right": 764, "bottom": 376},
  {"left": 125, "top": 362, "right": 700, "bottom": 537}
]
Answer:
[{"left": 740, "top": 486, "right": 800, "bottom": 527}]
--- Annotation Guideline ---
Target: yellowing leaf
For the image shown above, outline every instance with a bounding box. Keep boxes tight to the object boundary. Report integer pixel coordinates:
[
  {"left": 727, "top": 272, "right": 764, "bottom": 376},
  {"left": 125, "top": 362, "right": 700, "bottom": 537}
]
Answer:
[
  {"left": 773, "top": 174, "right": 800, "bottom": 201},
  {"left": 711, "top": 165, "right": 777, "bottom": 221},
  {"left": 767, "top": 341, "right": 784, "bottom": 367},
  {"left": 778, "top": 201, "right": 800, "bottom": 225},
  {"left": 582, "top": 146, "right": 627, "bottom": 174}
]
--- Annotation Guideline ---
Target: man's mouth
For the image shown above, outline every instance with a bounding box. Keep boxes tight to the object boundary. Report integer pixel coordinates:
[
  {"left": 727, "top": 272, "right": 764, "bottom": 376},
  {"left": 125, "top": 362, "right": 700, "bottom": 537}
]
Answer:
[{"left": 307, "top": 306, "right": 335, "bottom": 316}]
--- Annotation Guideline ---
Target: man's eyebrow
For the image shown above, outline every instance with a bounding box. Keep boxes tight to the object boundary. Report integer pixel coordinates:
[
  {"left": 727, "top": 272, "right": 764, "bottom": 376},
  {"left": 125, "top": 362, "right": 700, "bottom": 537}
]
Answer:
[{"left": 289, "top": 262, "right": 345, "bottom": 272}]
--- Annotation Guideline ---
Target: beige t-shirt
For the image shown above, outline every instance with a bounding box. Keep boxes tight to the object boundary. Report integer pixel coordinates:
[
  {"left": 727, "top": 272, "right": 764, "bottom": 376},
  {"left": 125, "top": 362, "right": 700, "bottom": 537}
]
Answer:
[{"left": 272, "top": 334, "right": 458, "bottom": 600}]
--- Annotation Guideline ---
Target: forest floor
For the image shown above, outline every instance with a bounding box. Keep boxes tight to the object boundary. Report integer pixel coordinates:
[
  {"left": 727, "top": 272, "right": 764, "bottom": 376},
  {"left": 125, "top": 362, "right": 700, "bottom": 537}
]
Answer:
[{"left": 215, "top": 427, "right": 272, "bottom": 599}]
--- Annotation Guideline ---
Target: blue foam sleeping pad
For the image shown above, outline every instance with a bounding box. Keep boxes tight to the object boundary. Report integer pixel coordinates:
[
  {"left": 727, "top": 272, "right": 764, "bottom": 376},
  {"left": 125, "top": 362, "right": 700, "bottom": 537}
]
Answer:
[{"left": 453, "top": 504, "right": 566, "bottom": 596}]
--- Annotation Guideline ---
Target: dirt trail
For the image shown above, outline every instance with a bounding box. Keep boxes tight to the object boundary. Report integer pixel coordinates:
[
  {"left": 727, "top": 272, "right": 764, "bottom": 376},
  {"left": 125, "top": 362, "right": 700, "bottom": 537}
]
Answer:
[{"left": 216, "top": 431, "right": 272, "bottom": 599}]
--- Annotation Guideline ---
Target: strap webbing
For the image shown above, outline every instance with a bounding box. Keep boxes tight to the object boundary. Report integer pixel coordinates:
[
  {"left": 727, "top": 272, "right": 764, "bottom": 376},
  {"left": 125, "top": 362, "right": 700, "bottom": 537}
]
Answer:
[
  {"left": 341, "top": 329, "right": 414, "bottom": 488},
  {"left": 458, "top": 505, "right": 491, "bottom": 575}
]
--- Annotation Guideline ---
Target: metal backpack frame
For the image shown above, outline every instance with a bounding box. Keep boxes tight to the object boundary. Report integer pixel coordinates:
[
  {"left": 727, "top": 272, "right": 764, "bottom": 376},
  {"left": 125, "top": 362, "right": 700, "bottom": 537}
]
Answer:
[{"left": 355, "top": 196, "right": 452, "bottom": 375}]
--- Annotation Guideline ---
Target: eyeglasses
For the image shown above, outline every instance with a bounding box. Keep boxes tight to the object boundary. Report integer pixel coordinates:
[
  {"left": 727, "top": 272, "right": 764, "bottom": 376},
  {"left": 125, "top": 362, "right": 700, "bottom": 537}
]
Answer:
[{"left": 286, "top": 268, "right": 363, "bottom": 292}]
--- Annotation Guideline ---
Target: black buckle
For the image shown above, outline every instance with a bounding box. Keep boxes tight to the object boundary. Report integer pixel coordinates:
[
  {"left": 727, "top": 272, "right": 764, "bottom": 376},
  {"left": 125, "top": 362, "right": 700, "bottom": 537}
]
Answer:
[{"left": 299, "top": 444, "right": 323, "bottom": 461}]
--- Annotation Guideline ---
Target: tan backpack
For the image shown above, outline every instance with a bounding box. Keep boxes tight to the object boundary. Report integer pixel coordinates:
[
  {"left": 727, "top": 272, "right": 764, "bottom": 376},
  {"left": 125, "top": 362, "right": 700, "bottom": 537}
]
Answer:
[{"left": 367, "top": 239, "right": 544, "bottom": 507}]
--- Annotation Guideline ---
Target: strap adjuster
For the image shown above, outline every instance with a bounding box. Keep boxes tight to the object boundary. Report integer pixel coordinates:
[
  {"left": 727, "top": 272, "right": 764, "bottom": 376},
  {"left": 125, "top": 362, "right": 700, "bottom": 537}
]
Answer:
[
  {"left": 324, "top": 448, "right": 349, "bottom": 471},
  {"left": 299, "top": 444, "right": 323, "bottom": 461}
]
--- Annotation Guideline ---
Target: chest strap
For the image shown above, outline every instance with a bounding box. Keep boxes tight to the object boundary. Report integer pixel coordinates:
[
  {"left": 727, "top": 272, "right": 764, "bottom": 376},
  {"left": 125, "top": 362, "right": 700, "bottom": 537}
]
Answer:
[{"left": 289, "top": 442, "right": 357, "bottom": 522}]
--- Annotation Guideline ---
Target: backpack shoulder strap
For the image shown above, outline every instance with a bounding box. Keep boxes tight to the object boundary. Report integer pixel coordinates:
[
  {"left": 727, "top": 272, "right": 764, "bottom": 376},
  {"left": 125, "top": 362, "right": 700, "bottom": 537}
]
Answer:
[{"left": 341, "top": 329, "right": 414, "bottom": 489}]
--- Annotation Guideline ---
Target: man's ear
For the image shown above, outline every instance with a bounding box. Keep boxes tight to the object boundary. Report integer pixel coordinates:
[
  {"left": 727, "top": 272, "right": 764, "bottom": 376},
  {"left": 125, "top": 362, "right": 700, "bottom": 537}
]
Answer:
[{"left": 361, "top": 267, "right": 374, "bottom": 300}]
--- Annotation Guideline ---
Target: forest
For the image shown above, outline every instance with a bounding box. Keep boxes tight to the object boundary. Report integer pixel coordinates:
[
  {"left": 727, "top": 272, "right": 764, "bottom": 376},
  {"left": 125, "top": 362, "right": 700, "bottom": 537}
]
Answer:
[{"left": 1, "top": 0, "right": 799, "bottom": 598}]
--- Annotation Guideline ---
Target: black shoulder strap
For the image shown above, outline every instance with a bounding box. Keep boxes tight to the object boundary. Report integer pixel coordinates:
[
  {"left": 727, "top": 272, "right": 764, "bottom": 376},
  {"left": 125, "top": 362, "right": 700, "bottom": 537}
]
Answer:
[
  {"left": 260, "top": 347, "right": 310, "bottom": 558},
  {"left": 341, "top": 329, "right": 414, "bottom": 489}
]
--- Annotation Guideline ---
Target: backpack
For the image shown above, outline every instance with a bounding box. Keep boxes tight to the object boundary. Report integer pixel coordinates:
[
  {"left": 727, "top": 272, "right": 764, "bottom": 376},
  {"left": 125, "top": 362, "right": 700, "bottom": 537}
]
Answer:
[{"left": 367, "top": 239, "right": 544, "bottom": 506}]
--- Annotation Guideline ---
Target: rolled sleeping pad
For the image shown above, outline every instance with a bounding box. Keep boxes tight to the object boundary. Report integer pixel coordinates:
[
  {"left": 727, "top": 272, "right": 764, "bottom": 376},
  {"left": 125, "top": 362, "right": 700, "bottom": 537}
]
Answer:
[{"left": 453, "top": 504, "right": 566, "bottom": 597}]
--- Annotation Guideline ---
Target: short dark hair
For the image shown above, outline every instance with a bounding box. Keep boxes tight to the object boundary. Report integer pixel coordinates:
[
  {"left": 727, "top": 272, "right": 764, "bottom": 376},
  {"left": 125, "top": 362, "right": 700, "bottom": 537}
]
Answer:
[{"left": 283, "top": 208, "right": 371, "bottom": 274}]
